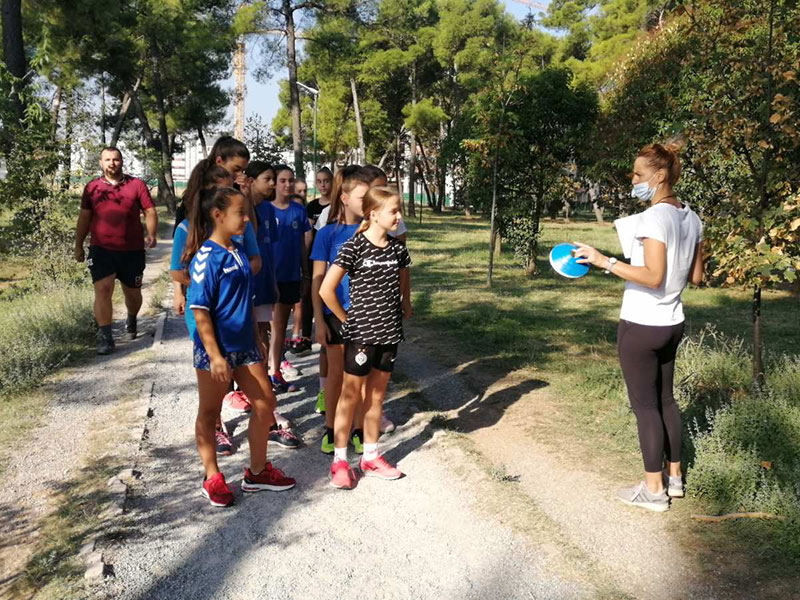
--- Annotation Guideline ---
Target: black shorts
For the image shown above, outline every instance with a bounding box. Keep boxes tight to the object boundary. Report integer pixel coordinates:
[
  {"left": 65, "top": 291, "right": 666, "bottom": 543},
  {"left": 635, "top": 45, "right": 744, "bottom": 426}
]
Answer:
[
  {"left": 344, "top": 341, "right": 398, "bottom": 376},
  {"left": 87, "top": 246, "right": 145, "bottom": 288},
  {"left": 277, "top": 281, "right": 301, "bottom": 305},
  {"left": 322, "top": 313, "right": 345, "bottom": 345}
]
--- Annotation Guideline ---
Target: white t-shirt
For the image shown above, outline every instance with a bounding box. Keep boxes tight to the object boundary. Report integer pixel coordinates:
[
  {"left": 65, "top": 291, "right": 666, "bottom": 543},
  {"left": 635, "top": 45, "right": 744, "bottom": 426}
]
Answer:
[
  {"left": 619, "top": 203, "right": 702, "bottom": 326},
  {"left": 315, "top": 204, "right": 408, "bottom": 237}
]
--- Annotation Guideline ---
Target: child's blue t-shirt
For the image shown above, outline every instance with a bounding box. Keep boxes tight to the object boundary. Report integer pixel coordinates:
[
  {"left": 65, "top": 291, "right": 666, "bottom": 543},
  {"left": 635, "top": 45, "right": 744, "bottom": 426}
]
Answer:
[
  {"left": 310, "top": 222, "right": 358, "bottom": 315},
  {"left": 171, "top": 219, "right": 259, "bottom": 339},
  {"left": 271, "top": 201, "right": 311, "bottom": 283},
  {"left": 253, "top": 201, "right": 279, "bottom": 306},
  {"left": 187, "top": 239, "right": 256, "bottom": 353}
]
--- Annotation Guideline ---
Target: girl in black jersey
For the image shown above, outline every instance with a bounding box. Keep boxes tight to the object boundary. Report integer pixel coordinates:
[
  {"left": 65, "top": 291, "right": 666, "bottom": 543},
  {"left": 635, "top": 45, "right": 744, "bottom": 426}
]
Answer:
[{"left": 319, "top": 187, "right": 412, "bottom": 489}]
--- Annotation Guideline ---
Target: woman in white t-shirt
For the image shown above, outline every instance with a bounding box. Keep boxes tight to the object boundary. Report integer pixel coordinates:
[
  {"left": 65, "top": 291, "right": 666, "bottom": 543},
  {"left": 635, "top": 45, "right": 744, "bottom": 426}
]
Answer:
[{"left": 574, "top": 141, "right": 704, "bottom": 513}]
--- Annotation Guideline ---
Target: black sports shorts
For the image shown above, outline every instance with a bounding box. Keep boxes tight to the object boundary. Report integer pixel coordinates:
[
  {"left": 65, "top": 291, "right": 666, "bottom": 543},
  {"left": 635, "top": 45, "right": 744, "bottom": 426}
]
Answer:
[
  {"left": 87, "top": 246, "right": 145, "bottom": 288},
  {"left": 344, "top": 341, "right": 398, "bottom": 376},
  {"left": 322, "top": 313, "right": 345, "bottom": 345},
  {"left": 277, "top": 280, "right": 301, "bottom": 305}
]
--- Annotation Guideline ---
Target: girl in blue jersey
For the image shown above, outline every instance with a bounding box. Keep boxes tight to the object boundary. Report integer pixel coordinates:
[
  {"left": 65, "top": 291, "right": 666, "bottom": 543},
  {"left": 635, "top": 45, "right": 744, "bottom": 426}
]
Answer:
[
  {"left": 320, "top": 186, "right": 412, "bottom": 489},
  {"left": 311, "top": 168, "right": 373, "bottom": 455},
  {"left": 183, "top": 187, "right": 296, "bottom": 507},
  {"left": 269, "top": 166, "right": 312, "bottom": 400}
]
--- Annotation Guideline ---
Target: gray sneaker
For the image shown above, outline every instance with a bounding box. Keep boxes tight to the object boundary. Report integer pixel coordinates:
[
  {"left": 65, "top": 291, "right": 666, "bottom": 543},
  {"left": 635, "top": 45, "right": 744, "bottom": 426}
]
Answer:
[
  {"left": 663, "top": 473, "right": 685, "bottom": 498},
  {"left": 97, "top": 335, "right": 115, "bottom": 355},
  {"left": 617, "top": 481, "right": 669, "bottom": 512}
]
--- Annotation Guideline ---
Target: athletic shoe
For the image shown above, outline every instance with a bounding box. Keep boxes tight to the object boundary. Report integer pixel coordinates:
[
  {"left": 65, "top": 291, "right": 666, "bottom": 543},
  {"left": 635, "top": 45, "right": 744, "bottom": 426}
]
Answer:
[
  {"left": 241, "top": 462, "right": 296, "bottom": 492},
  {"left": 320, "top": 431, "right": 334, "bottom": 454},
  {"left": 617, "top": 482, "right": 669, "bottom": 512},
  {"left": 270, "top": 373, "right": 298, "bottom": 394},
  {"left": 315, "top": 390, "right": 326, "bottom": 415},
  {"left": 97, "top": 335, "right": 115, "bottom": 355},
  {"left": 281, "top": 359, "right": 301, "bottom": 378},
  {"left": 273, "top": 411, "right": 293, "bottom": 430},
  {"left": 380, "top": 414, "right": 395, "bottom": 434},
  {"left": 201, "top": 472, "right": 235, "bottom": 507},
  {"left": 359, "top": 455, "right": 403, "bottom": 480},
  {"left": 215, "top": 428, "right": 233, "bottom": 455},
  {"left": 330, "top": 460, "right": 356, "bottom": 489},
  {"left": 350, "top": 430, "right": 364, "bottom": 455},
  {"left": 125, "top": 314, "right": 137, "bottom": 340},
  {"left": 223, "top": 390, "right": 252, "bottom": 413},
  {"left": 269, "top": 426, "right": 301, "bottom": 449},
  {"left": 663, "top": 473, "right": 685, "bottom": 498},
  {"left": 293, "top": 337, "right": 313, "bottom": 357}
]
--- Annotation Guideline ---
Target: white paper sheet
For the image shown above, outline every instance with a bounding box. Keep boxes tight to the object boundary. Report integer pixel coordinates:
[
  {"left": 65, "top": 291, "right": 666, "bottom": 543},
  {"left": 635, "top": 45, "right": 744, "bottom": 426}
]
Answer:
[{"left": 614, "top": 213, "right": 641, "bottom": 259}]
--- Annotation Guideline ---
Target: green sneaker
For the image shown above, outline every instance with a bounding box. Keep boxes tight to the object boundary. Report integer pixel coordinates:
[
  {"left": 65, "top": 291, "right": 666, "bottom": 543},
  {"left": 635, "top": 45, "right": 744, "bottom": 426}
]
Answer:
[
  {"left": 350, "top": 430, "right": 364, "bottom": 455},
  {"left": 315, "top": 390, "right": 326, "bottom": 415},
  {"left": 320, "top": 431, "right": 334, "bottom": 454}
]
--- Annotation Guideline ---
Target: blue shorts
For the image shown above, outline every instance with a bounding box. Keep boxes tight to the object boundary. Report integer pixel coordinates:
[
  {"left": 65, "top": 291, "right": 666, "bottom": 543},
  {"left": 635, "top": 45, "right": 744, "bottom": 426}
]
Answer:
[{"left": 193, "top": 343, "right": 263, "bottom": 371}]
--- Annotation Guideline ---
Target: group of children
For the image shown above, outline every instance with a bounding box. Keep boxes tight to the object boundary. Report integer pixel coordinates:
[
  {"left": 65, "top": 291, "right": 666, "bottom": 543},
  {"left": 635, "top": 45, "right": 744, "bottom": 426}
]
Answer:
[{"left": 170, "top": 136, "right": 412, "bottom": 506}]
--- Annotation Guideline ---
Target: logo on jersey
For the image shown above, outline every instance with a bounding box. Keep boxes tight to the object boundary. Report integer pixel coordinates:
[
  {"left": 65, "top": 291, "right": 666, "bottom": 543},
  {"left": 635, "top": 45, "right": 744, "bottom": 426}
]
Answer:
[
  {"left": 292, "top": 220, "right": 299, "bottom": 230},
  {"left": 363, "top": 259, "right": 396, "bottom": 268},
  {"left": 223, "top": 265, "right": 239, "bottom": 274},
  {"left": 192, "top": 247, "right": 212, "bottom": 283},
  {"left": 355, "top": 351, "right": 368, "bottom": 366}
]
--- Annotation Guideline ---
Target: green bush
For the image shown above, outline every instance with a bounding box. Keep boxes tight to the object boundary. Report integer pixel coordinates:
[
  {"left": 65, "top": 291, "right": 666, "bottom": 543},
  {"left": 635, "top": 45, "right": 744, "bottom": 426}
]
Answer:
[{"left": 0, "top": 284, "right": 95, "bottom": 394}]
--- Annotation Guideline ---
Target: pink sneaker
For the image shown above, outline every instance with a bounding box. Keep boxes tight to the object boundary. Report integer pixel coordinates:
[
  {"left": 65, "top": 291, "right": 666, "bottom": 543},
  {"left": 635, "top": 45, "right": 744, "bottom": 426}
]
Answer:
[
  {"left": 223, "top": 390, "right": 251, "bottom": 413},
  {"left": 359, "top": 455, "right": 403, "bottom": 480},
  {"left": 215, "top": 429, "right": 234, "bottom": 455},
  {"left": 281, "top": 359, "right": 301, "bottom": 378},
  {"left": 330, "top": 460, "right": 356, "bottom": 489}
]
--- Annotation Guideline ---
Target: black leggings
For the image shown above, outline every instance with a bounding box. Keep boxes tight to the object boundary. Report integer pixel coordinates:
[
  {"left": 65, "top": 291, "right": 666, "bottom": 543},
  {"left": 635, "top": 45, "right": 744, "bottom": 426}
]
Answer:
[{"left": 617, "top": 319, "right": 685, "bottom": 473}]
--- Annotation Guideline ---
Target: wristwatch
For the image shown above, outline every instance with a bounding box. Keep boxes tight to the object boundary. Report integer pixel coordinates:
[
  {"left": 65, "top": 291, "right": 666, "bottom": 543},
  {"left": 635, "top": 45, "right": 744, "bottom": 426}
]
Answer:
[{"left": 604, "top": 257, "right": 618, "bottom": 274}]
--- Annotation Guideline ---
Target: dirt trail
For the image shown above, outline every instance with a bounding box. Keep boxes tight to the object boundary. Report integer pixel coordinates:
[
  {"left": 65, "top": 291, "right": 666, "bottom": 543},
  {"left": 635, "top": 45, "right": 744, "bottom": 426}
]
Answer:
[
  {"left": 0, "top": 243, "right": 170, "bottom": 597},
  {"left": 96, "top": 313, "right": 593, "bottom": 600}
]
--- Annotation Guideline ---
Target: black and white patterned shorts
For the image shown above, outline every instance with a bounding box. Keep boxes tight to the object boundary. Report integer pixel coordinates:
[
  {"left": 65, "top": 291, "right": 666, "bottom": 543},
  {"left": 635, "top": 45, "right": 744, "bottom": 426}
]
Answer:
[{"left": 193, "top": 343, "right": 263, "bottom": 371}]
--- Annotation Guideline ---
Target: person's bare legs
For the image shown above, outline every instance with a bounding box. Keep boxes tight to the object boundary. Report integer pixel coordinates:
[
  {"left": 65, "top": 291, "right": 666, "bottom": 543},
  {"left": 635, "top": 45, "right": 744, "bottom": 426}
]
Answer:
[
  {"left": 363, "top": 370, "right": 392, "bottom": 444},
  {"left": 93, "top": 274, "right": 115, "bottom": 326},
  {"left": 334, "top": 373, "right": 367, "bottom": 448},
  {"left": 324, "top": 345, "right": 344, "bottom": 430},
  {"left": 291, "top": 300, "right": 302, "bottom": 340},
  {"left": 120, "top": 282, "right": 143, "bottom": 318},
  {"left": 233, "top": 362, "right": 277, "bottom": 473},
  {"left": 270, "top": 303, "right": 291, "bottom": 376},
  {"left": 195, "top": 371, "right": 231, "bottom": 478}
]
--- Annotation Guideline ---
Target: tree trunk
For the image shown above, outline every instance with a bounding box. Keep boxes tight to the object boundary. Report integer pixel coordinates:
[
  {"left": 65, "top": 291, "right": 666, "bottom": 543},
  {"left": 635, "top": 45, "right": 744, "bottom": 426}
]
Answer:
[
  {"left": 60, "top": 91, "right": 74, "bottom": 191},
  {"left": 131, "top": 92, "right": 174, "bottom": 213},
  {"left": 350, "top": 78, "right": 366, "bottom": 164},
  {"left": 50, "top": 85, "right": 62, "bottom": 140},
  {"left": 436, "top": 121, "right": 447, "bottom": 212},
  {"left": 284, "top": 0, "right": 303, "bottom": 176},
  {"left": 592, "top": 201, "right": 605, "bottom": 224},
  {"left": 151, "top": 51, "right": 177, "bottom": 213},
  {"left": 416, "top": 142, "right": 437, "bottom": 209},
  {"left": 197, "top": 127, "right": 208, "bottom": 158},
  {"left": 110, "top": 77, "right": 141, "bottom": 146},
  {"left": 752, "top": 284, "right": 764, "bottom": 385},
  {"left": 2, "top": 0, "right": 26, "bottom": 117},
  {"left": 491, "top": 227, "right": 501, "bottom": 257},
  {"left": 488, "top": 149, "right": 500, "bottom": 286},
  {"left": 408, "top": 64, "right": 418, "bottom": 222},
  {"left": 415, "top": 160, "right": 433, "bottom": 208}
]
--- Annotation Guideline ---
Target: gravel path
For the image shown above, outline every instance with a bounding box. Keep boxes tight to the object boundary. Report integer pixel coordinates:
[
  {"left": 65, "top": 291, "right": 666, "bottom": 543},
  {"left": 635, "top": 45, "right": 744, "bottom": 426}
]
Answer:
[
  {"left": 96, "top": 313, "right": 590, "bottom": 600},
  {"left": 0, "top": 243, "right": 170, "bottom": 596}
]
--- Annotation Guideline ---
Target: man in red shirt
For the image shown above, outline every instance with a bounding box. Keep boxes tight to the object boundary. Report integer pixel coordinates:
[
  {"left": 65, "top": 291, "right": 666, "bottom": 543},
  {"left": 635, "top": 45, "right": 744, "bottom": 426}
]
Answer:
[{"left": 74, "top": 147, "right": 158, "bottom": 354}]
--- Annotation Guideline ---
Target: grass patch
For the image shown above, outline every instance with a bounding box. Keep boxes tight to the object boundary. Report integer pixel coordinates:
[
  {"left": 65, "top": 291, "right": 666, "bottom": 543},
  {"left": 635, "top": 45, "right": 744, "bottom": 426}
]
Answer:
[
  {"left": 147, "top": 270, "right": 172, "bottom": 314},
  {"left": 405, "top": 209, "right": 800, "bottom": 568}
]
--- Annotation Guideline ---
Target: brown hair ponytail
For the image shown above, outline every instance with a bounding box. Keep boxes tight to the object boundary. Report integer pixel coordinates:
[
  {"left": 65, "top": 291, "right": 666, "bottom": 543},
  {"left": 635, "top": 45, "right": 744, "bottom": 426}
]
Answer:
[
  {"left": 357, "top": 186, "right": 400, "bottom": 234},
  {"left": 181, "top": 187, "right": 242, "bottom": 265},
  {"left": 637, "top": 137, "right": 685, "bottom": 186}
]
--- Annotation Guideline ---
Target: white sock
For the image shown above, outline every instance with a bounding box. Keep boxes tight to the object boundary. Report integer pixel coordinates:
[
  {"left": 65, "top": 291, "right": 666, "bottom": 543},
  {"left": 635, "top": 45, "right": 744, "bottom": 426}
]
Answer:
[
  {"left": 333, "top": 447, "right": 348, "bottom": 463},
  {"left": 319, "top": 376, "right": 327, "bottom": 390},
  {"left": 363, "top": 443, "right": 378, "bottom": 461}
]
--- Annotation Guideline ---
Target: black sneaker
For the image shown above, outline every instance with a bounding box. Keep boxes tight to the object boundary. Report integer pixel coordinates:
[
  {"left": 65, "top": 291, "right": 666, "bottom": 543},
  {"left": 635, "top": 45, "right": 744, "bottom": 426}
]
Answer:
[
  {"left": 97, "top": 335, "right": 115, "bottom": 355},
  {"left": 125, "top": 315, "right": 137, "bottom": 340},
  {"left": 268, "top": 426, "right": 301, "bottom": 449}
]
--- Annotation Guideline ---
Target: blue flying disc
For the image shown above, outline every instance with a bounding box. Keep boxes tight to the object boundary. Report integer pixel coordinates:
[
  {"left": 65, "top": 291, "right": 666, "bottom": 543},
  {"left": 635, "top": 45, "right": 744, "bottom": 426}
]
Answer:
[{"left": 549, "top": 243, "right": 589, "bottom": 279}]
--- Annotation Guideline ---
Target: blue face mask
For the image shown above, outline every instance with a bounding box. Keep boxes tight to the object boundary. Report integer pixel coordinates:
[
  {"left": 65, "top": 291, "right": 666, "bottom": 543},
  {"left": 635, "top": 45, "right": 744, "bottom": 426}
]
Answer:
[{"left": 631, "top": 174, "right": 658, "bottom": 202}]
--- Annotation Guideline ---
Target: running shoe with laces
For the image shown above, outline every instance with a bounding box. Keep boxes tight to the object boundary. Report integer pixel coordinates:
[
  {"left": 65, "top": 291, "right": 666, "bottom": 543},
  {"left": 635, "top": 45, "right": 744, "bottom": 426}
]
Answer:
[
  {"left": 201, "top": 472, "right": 235, "bottom": 507},
  {"left": 241, "top": 462, "right": 296, "bottom": 492},
  {"left": 223, "top": 390, "right": 252, "bottom": 413},
  {"left": 97, "top": 334, "right": 115, "bottom": 355},
  {"left": 293, "top": 337, "right": 313, "bottom": 357},
  {"left": 281, "top": 359, "right": 301, "bottom": 378},
  {"left": 269, "top": 426, "right": 301, "bottom": 449},
  {"left": 662, "top": 472, "right": 685, "bottom": 498},
  {"left": 330, "top": 460, "right": 356, "bottom": 489},
  {"left": 215, "top": 428, "right": 233, "bottom": 455},
  {"left": 320, "top": 431, "right": 334, "bottom": 454},
  {"left": 350, "top": 430, "right": 364, "bottom": 454},
  {"left": 270, "top": 372, "right": 299, "bottom": 394},
  {"left": 360, "top": 455, "right": 403, "bottom": 480},
  {"left": 380, "top": 413, "right": 395, "bottom": 434},
  {"left": 315, "top": 389, "right": 326, "bottom": 415},
  {"left": 617, "top": 481, "right": 669, "bottom": 512}
]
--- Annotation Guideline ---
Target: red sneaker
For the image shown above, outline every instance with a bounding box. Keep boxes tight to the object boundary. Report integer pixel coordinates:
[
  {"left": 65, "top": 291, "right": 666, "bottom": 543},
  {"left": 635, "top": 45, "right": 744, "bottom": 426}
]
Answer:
[
  {"left": 241, "top": 462, "right": 296, "bottom": 493},
  {"left": 223, "top": 390, "right": 252, "bottom": 413},
  {"left": 360, "top": 455, "right": 403, "bottom": 480},
  {"left": 330, "top": 460, "right": 356, "bottom": 489},
  {"left": 201, "top": 472, "right": 235, "bottom": 507}
]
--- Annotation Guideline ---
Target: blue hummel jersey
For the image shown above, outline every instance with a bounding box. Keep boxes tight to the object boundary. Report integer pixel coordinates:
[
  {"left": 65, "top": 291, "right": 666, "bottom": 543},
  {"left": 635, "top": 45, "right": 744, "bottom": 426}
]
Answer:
[
  {"left": 172, "top": 219, "right": 259, "bottom": 340},
  {"left": 187, "top": 239, "right": 256, "bottom": 353},
  {"left": 272, "top": 201, "right": 311, "bottom": 283},
  {"left": 310, "top": 222, "right": 358, "bottom": 315},
  {"left": 254, "top": 201, "right": 279, "bottom": 306}
]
